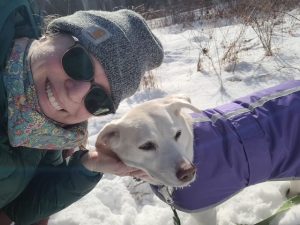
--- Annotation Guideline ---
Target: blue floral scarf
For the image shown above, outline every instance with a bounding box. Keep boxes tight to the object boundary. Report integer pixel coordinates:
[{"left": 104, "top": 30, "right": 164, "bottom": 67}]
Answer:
[{"left": 3, "top": 38, "right": 87, "bottom": 150}]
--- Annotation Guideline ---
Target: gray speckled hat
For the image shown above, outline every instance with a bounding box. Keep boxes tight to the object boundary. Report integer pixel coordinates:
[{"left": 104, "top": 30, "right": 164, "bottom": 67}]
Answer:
[{"left": 47, "top": 9, "right": 164, "bottom": 110}]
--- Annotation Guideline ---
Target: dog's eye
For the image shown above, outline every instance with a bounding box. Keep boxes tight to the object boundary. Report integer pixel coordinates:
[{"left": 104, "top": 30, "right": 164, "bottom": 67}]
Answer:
[
  {"left": 174, "top": 130, "right": 181, "bottom": 141},
  {"left": 139, "top": 141, "right": 157, "bottom": 151}
]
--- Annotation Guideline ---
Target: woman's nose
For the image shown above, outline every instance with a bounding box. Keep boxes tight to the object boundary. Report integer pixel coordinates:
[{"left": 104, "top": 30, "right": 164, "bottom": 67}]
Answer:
[{"left": 64, "top": 79, "right": 91, "bottom": 103}]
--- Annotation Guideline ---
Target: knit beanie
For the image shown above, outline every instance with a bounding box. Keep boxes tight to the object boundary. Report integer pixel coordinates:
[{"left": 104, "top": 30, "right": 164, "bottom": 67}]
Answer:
[{"left": 47, "top": 9, "right": 164, "bottom": 110}]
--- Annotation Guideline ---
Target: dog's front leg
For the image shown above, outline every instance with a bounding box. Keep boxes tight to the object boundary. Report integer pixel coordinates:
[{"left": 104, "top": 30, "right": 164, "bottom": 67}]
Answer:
[
  {"left": 189, "top": 207, "right": 217, "bottom": 225},
  {"left": 288, "top": 180, "right": 300, "bottom": 198}
]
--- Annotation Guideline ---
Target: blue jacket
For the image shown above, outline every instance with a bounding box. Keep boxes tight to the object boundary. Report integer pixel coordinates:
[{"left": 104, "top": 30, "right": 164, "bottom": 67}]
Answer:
[{"left": 153, "top": 80, "right": 300, "bottom": 212}]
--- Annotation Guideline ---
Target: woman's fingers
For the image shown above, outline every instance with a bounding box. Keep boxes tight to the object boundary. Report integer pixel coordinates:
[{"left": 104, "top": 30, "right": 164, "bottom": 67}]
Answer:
[
  {"left": 91, "top": 142, "right": 153, "bottom": 181},
  {"left": 129, "top": 170, "right": 147, "bottom": 177}
]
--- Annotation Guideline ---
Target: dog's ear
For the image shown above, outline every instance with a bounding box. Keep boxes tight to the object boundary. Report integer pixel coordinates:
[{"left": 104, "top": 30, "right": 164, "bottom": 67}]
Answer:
[
  {"left": 164, "top": 96, "right": 201, "bottom": 115},
  {"left": 96, "top": 123, "right": 120, "bottom": 148},
  {"left": 163, "top": 94, "right": 192, "bottom": 103}
]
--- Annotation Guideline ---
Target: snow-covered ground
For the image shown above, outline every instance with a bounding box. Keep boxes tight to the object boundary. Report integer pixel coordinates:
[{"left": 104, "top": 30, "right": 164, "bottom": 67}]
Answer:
[{"left": 50, "top": 9, "right": 300, "bottom": 225}]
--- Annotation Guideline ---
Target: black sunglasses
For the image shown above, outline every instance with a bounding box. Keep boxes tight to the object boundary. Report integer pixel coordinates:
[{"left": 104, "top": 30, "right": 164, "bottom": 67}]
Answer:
[{"left": 62, "top": 41, "right": 115, "bottom": 116}]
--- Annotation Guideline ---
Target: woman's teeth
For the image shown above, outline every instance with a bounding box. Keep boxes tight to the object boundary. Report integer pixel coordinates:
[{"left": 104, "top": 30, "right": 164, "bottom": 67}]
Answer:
[{"left": 46, "top": 82, "right": 63, "bottom": 110}]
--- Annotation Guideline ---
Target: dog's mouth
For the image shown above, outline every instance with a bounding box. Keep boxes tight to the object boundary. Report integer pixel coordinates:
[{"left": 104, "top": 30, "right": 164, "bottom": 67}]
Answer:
[
  {"left": 112, "top": 152, "right": 196, "bottom": 187},
  {"left": 140, "top": 167, "right": 197, "bottom": 188},
  {"left": 126, "top": 164, "right": 197, "bottom": 187}
]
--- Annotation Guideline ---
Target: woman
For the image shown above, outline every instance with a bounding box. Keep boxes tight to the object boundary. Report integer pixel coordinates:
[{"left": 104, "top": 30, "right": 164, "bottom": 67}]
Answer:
[{"left": 0, "top": 9, "right": 164, "bottom": 225}]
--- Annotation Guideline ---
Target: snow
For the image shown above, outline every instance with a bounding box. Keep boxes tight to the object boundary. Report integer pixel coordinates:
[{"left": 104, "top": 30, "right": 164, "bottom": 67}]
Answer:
[{"left": 50, "top": 9, "right": 300, "bottom": 225}]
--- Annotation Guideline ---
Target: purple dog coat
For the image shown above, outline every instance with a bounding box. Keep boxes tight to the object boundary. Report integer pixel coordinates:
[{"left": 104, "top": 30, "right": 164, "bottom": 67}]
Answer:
[{"left": 152, "top": 80, "right": 300, "bottom": 212}]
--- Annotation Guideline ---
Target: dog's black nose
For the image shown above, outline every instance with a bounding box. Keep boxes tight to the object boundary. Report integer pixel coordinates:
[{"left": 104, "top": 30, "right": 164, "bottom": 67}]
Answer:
[{"left": 176, "top": 162, "right": 196, "bottom": 183}]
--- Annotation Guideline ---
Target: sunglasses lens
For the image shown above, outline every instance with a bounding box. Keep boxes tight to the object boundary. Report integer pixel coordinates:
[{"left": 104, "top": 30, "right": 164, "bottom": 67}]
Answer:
[
  {"left": 62, "top": 47, "right": 93, "bottom": 81},
  {"left": 85, "top": 87, "right": 114, "bottom": 116}
]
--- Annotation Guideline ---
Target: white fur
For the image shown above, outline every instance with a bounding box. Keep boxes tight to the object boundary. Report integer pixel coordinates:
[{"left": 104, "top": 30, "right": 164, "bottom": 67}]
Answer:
[
  {"left": 96, "top": 95, "right": 199, "bottom": 187},
  {"left": 95, "top": 95, "right": 300, "bottom": 224}
]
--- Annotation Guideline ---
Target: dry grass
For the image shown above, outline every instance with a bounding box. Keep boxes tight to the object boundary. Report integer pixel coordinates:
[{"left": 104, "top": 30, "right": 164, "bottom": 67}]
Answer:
[
  {"left": 140, "top": 70, "right": 159, "bottom": 90},
  {"left": 193, "top": 0, "right": 300, "bottom": 73}
]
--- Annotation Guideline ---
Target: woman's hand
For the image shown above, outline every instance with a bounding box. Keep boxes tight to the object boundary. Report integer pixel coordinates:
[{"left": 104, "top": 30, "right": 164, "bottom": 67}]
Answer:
[{"left": 80, "top": 143, "right": 152, "bottom": 181}]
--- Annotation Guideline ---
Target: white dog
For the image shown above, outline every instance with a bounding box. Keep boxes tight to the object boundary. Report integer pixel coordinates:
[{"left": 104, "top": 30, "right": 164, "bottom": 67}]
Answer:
[
  {"left": 95, "top": 95, "right": 225, "bottom": 224},
  {"left": 95, "top": 94, "right": 300, "bottom": 225},
  {"left": 96, "top": 95, "right": 198, "bottom": 187}
]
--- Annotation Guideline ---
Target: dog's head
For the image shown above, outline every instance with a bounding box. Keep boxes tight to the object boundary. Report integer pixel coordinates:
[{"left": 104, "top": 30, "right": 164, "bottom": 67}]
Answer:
[{"left": 96, "top": 95, "right": 201, "bottom": 187}]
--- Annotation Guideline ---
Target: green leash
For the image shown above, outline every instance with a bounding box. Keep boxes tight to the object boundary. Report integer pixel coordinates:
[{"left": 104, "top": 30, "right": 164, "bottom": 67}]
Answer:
[
  {"left": 170, "top": 193, "right": 300, "bottom": 225},
  {"left": 157, "top": 186, "right": 182, "bottom": 225},
  {"left": 171, "top": 206, "right": 182, "bottom": 225},
  {"left": 169, "top": 192, "right": 300, "bottom": 225},
  {"left": 160, "top": 186, "right": 300, "bottom": 225},
  {"left": 253, "top": 194, "right": 300, "bottom": 225}
]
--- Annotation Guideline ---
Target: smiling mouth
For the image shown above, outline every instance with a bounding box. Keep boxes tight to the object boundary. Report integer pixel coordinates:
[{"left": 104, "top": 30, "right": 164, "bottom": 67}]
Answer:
[{"left": 46, "top": 81, "right": 63, "bottom": 111}]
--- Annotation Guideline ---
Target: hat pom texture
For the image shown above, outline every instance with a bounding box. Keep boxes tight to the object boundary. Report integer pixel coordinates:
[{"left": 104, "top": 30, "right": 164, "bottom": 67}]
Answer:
[{"left": 47, "top": 10, "right": 164, "bottom": 110}]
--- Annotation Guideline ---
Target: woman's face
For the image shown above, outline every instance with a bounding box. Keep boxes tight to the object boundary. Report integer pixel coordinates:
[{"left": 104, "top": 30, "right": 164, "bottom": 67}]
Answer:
[{"left": 29, "top": 34, "right": 111, "bottom": 125}]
